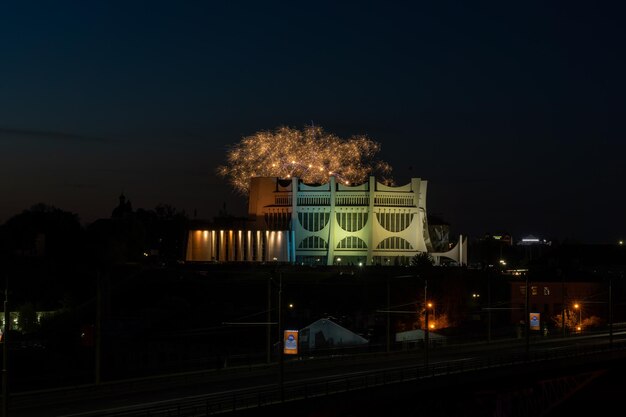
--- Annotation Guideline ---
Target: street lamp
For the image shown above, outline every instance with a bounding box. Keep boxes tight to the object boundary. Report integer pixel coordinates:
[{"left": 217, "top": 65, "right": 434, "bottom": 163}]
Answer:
[
  {"left": 427, "top": 302, "right": 435, "bottom": 325},
  {"left": 574, "top": 302, "right": 582, "bottom": 332}
]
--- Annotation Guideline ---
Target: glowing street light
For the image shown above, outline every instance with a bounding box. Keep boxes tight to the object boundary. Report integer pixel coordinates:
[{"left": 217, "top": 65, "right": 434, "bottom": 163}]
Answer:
[
  {"left": 424, "top": 295, "right": 432, "bottom": 367},
  {"left": 427, "top": 302, "right": 435, "bottom": 323},
  {"left": 573, "top": 302, "right": 582, "bottom": 331}
]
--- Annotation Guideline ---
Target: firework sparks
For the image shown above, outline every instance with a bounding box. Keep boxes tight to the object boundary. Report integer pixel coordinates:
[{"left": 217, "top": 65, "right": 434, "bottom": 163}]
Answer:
[{"left": 217, "top": 125, "right": 393, "bottom": 194}]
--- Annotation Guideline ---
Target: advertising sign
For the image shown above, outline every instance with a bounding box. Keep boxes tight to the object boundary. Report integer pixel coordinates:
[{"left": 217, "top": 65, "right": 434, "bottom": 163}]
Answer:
[
  {"left": 283, "top": 330, "right": 299, "bottom": 355},
  {"left": 529, "top": 313, "right": 541, "bottom": 331}
]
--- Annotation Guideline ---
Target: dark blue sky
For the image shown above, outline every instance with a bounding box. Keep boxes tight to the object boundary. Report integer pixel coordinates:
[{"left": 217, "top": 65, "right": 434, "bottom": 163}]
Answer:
[{"left": 1, "top": 1, "right": 624, "bottom": 243}]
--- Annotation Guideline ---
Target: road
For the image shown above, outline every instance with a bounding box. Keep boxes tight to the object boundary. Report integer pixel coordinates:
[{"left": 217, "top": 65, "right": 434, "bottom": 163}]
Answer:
[{"left": 7, "top": 330, "right": 626, "bottom": 416}]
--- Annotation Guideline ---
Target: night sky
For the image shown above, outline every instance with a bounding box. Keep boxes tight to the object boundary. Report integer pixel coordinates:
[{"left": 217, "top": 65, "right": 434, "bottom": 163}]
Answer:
[{"left": 1, "top": 1, "right": 624, "bottom": 244}]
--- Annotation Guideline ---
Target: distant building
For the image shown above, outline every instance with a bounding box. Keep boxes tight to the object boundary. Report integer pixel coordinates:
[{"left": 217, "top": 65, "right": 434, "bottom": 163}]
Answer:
[
  {"left": 395, "top": 328, "right": 446, "bottom": 345},
  {"left": 299, "top": 317, "right": 369, "bottom": 351},
  {"left": 186, "top": 176, "right": 467, "bottom": 266},
  {"left": 509, "top": 280, "right": 606, "bottom": 328},
  {"left": 484, "top": 232, "right": 513, "bottom": 246},
  {"left": 516, "top": 235, "right": 551, "bottom": 246}
]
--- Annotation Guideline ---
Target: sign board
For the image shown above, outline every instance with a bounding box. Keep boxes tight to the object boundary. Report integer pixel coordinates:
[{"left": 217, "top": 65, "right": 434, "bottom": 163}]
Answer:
[
  {"left": 283, "top": 330, "right": 299, "bottom": 355},
  {"left": 529, "top": 313, "right": 541, "bottom": 331}
]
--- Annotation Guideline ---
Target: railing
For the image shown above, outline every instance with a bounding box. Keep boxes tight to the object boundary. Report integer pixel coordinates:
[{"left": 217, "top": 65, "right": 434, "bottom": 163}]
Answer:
[
  {"left": 47, "top": 338, "right": 626, "bottom": 416},
  {"left": 296, "top": 194, "right": 330, "bottom": 206},
  {"left": 373, "top": 194, "right": 414, "bottom": 207},
  {"left": 335, "top": 194, "right": 369, "bottom": 206},
  {"left": 273, "top": 194, "right": 292, "bottom": 206}
]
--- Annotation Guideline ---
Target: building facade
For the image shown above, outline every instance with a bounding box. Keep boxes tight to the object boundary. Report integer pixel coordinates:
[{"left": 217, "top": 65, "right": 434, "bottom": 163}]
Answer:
[{"left": 186, "top": 176, "right": 466, "bottom": 266}]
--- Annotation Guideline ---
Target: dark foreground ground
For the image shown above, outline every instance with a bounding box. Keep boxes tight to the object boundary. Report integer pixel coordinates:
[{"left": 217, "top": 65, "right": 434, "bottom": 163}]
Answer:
[{"left": 228, "top": 357, "right": 626, "bottom": 417}]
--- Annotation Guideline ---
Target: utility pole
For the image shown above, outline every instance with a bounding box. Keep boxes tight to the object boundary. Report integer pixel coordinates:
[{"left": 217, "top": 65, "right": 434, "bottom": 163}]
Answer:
[
  {"left": 266, "top": 277, "right": 272, "bottom": 363},
  {"left": 525, "top": 275, "right": 530, "bottom": 356},
  {"left": 609, "top": 274, "right": 615, "bottom": 347},
  {"left": 95, "top": 271, "right": 102, "bottom": 385},
  {"left": 561, "top": 274, "right": 566, "bottom": 338},
  {"left": 487, "top": 270, "right": 491, "bottom": 342},
  {"left": 277, "top": 272, "right": 284, "bottom": 402},
  {"left": 386, "top": 276, "right": 390, "bottom": 353},
  {"left": 2, "top": 278, "right": 8, "bottom": 417},
  {"left": 424, "top": 279, "right": 429, "bottom": 368}
]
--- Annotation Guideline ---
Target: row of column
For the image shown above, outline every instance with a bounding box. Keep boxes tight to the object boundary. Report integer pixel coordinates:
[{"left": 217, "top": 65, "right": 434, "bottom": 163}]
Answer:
[{"left": 186, "top": 230, "right": 292, "bottom": 262}]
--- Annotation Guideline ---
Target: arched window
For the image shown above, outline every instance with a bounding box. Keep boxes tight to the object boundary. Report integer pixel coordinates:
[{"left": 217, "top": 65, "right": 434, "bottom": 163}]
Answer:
[
  {"left": 336, "top": 236, "right": 368, "bottom": 249},
  {"left": 376, "top": 237, "right": 414, "bottom": 250},
  {"left": 298, "top": 236, "right": 329, "bottom": 249}
]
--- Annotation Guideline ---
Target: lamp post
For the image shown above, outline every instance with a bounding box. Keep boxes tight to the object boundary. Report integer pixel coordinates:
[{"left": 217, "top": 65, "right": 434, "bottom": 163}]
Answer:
[
  {"left": 427, "top": 302, "right": 435, "bottom": 329},
  {"left": 574, "top": 303, "right": 582, "bottom": 332}
]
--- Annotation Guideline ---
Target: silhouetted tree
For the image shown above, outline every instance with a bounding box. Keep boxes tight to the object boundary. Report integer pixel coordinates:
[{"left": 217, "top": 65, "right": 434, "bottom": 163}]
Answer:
[
  {"left": 0, "top": 203, "right": 83, "bottom": 260},
  {"left": 410, "top": 252, "right": 434, "bottom": 268}
]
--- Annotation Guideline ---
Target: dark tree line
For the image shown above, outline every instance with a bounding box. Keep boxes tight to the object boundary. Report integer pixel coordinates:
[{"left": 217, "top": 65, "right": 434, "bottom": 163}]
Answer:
[{"left": 0, "top": 199, "right": 190, "bottom": 319}]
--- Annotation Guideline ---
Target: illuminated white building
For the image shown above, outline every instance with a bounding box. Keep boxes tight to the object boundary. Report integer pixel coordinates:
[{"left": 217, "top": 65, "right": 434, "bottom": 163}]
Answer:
[{"left": 186, "top": 176, "right": 466, "bottom": 266}]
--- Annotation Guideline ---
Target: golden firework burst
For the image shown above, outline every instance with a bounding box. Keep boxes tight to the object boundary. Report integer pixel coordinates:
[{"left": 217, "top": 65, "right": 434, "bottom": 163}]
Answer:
[{"left": 217, "top": 125, "right": 393, "bottom": 194}]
